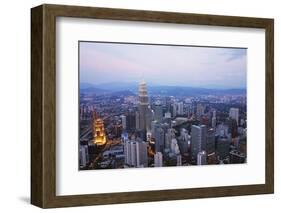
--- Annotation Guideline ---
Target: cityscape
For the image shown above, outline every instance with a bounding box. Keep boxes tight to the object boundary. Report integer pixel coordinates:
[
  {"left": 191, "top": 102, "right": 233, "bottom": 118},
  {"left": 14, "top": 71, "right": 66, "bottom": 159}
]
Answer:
[{"left": 79, "top": 42, "right": 247, "bottom": 170}]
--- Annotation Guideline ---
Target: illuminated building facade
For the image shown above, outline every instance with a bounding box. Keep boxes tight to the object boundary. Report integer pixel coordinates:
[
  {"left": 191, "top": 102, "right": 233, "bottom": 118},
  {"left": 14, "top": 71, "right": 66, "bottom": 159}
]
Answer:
[{"left": 92, "top": 112, "right": 106, "bottom": 146}]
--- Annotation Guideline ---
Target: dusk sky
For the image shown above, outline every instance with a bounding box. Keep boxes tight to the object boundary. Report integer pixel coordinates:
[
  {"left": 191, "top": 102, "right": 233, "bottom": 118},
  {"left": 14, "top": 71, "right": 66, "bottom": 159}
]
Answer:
[{"left": 79, "top": 42, "right": 247, "bottom": 89}]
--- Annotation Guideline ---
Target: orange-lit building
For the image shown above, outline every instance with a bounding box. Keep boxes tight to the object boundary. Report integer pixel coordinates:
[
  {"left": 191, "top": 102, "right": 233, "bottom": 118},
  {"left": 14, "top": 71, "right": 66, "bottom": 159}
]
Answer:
[{"left": 92, "top": 112, "right": 107, "bottom": 146}]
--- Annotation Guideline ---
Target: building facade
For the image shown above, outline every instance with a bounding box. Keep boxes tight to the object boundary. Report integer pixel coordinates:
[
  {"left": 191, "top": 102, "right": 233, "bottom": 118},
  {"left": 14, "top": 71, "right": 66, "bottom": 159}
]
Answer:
[
  {"left": 124, "top": 139, "right": 148, "bottom": 168},
  {"left": 154, "top": 152, "right": 163, "bottom": 167},
  {"left": 191, "top": 125, "right": 207, "bottom": 162}
]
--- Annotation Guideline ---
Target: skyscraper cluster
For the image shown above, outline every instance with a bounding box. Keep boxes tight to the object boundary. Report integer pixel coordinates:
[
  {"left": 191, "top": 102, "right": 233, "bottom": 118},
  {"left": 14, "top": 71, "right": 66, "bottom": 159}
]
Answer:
[{"left": 79, "top": 80, "right": 247, "bottom": 170}]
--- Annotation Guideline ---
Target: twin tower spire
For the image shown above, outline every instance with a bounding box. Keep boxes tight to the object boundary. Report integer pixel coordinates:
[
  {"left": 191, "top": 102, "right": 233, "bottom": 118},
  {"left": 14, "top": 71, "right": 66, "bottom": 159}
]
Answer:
[{"left": 137, "top": 80, "right": 152, "bottom": 133}]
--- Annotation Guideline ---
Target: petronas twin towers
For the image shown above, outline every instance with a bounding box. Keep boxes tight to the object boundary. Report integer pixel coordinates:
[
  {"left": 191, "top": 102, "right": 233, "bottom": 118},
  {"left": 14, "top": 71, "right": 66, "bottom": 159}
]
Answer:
[{"left": 136, "top": 80, "right": 153, "bottom": 132}]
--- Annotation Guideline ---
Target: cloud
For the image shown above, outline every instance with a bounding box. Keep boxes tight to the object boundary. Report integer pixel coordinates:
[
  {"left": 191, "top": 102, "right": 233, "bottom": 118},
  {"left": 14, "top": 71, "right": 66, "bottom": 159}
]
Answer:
[{"left": 79, "top": 42, "right": 247, "bottom": 88}]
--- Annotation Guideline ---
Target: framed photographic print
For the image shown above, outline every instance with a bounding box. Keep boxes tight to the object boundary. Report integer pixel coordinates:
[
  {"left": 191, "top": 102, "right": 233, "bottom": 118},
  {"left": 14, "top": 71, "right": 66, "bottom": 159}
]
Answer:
[{"left": 31, "top": 4, "right": 274, "bottom": 208}]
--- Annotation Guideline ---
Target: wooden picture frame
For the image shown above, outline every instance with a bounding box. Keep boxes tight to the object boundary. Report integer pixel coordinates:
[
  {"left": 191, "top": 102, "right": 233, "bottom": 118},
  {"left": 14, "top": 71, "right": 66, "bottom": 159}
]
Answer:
[{"left": 31, "top": 4, "right": 274, "bottom": 208}]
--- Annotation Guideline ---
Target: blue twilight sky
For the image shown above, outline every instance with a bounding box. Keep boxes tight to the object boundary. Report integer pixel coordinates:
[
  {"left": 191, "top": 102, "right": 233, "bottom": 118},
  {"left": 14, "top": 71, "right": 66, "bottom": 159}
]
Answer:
[{"left": 79, "top": 42, "right": 247, "bottom": 89}]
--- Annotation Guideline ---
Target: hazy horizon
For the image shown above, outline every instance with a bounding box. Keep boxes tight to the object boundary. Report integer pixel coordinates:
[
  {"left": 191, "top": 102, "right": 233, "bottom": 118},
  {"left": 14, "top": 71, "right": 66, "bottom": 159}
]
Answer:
[
  {"left": 79, "top": 42, "right": 247, "bottom": 89},
  {"left": 80, "top": 81, "right": 246, "bottom": 90}
]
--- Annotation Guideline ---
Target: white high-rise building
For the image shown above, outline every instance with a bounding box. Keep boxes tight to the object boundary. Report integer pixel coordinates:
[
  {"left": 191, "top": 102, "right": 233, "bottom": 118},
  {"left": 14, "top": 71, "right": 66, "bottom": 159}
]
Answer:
[
  {"left": 172, "top": 103, "right": 177, "bottom": 117},
  {"left": 154, "top": 152, "right": 163, "bottom": 167},
  {"left": 177, "top": 102, "right": 184, "bottom": 115},
  {"left": 176, "top": 154, "right": 182, "bottom": 166},
  {"left": 164, "top": 112, "right": 171, "bottom": 119},
  {"left": 154, "top": 101, "right": 163, "bottom": 122},
  {"left": 146, "top": 131, "right": 152, "bottom": 142},
  {"left": 212, "top": 116, "right": 216, "bottom": 128},
  {"left": 229, "top": 108, "right": 239, "bottom": 125},
  {"left": 120, "top": 115, "right": 126, "bottom": 130},
  {"left": 124, "top": 140, "right": 136, "bottom": 166},
  {"left": 136, "top": 141, "right": 148, "bottom": 167},
  {"left": 213, "top": 110, "right": 216, "bottom": 118},
  {"left": 151, "top": 120, "right": 158, "bottom": 138},
  {"left": 178, "top": 128, "right": 189, "bottom": 155},
  {"left": 170, "top": 138, "right": 180, "bottom": 155},
  {"left": 124, "top": 139, "right": 148, "bottom": 168},
  {"left": 191, "top": 125, "right": 207, "bottom": 161},
  {"left": 165, "top": 128, "right": 175, "bottom": 149},
  {"left": 197, "top": 151, "right": 207, "bottom": 165},
  {"left": 180, "top": 128, "right": 189, "bottom": 141}
]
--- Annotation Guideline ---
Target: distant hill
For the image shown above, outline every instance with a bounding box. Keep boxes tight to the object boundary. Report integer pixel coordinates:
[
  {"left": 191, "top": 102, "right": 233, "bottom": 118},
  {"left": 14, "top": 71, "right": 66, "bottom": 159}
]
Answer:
[
  {"left": 80, "top": 82, "right": 246, "bottom": 96},
  {"left": 148, "top": 86, "right": 246, "bottom": 96},
  {"left": 80, "top": 87, "right": 109, "bottom": 94},
  {"left": 111, "top": 90, "right": 136, "bottom": 96},
  {"left": 93, "top": 82, "right": 138, "bottom": 92},
  {"left": 80, "top": 83, "right": 137, "bottom": 96},
  {"left": 80, "top": 82, "right": 95, "bottom": 89}
]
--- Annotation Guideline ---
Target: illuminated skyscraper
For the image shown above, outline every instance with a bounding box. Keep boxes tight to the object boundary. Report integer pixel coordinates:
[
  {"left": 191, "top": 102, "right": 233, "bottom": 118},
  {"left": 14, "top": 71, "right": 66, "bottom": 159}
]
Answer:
[
  {"left": 136, "top": 80, "right": 152, "bottom": 132},
  {"left": 92, "top": 112, "right": 106, "bottom": 146}
]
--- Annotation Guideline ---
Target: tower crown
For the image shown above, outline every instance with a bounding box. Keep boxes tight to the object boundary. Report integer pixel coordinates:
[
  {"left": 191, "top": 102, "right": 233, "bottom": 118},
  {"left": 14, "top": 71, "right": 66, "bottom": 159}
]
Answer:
[{"left": 138, "top": 80, "right": 148, "bottom": 97}]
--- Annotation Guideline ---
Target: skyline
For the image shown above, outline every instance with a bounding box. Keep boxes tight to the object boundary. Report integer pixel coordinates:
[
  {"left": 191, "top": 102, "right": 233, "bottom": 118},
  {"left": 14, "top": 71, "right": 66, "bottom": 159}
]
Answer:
[
  {"left": 79, "top": 77, "right": 247, "bottom": 170},
  {"left": 79, "top": 41, "right": 247, "bottom": 89}
]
